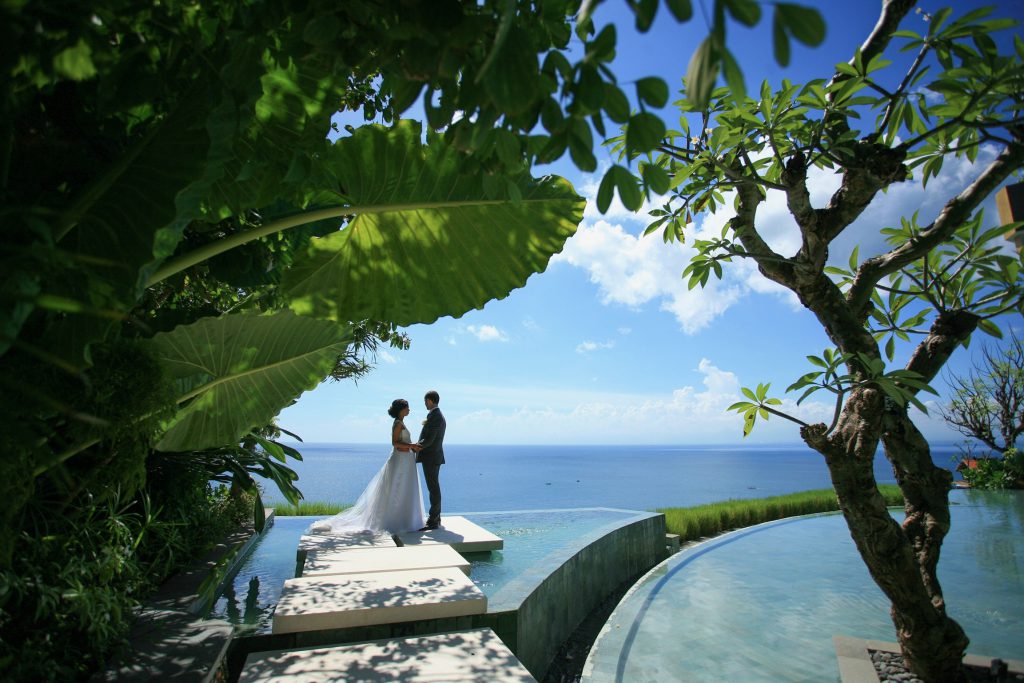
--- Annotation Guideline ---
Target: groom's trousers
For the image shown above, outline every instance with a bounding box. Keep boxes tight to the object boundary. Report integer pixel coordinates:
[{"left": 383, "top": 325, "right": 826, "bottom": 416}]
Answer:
[{"left": 423, "top": 463, "right": 442, "bottom": 525}]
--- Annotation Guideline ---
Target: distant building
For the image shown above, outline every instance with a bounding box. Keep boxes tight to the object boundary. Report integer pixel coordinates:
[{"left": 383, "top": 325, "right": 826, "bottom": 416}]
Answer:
[{"left": 996, "top": 182, "right": 1024, "bottom": 252}]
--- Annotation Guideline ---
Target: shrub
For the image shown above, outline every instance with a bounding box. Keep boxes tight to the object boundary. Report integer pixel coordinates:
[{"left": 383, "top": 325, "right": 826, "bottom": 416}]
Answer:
[{"left": 957, "top": 448, "right": 1024, "bottom": 490}]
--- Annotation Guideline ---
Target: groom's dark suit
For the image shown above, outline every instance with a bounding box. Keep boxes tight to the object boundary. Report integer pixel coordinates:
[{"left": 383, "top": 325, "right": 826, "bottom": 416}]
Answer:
[{"left": 416, "top": 407, "right": 446, "bottom": 528}]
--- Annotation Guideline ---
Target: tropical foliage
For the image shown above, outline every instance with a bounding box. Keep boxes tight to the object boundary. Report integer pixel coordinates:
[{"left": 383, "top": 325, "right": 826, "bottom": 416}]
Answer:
[
  {"left": 2, "top": 0, "right": 816, "bottom": 679},
  {"left": 624, "top": 4, "right": 1022, "bottom": 679}
]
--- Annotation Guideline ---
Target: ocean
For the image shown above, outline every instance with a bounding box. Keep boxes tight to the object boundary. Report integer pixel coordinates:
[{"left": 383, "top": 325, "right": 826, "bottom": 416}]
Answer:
[{"left": 264, "top": 443, "right": 965, "bottom": 511}]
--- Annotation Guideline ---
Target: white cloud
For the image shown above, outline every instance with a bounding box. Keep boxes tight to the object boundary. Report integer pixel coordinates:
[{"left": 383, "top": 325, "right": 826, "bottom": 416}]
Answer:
[
  {"left": 451, "top": 358, "right": 835, "bottom": 444},
  {"left": 556, "top": 145, "right": 1010, "bottom": 334},
  {"left": 618, "top": 327, "right": 632, "bottom": 335},
  {"left": 378, "top": 350, "right": 397, "bottom": 364},
  {"left": 554, "top": 219, "right": 744, "bottom": 334},
  {"left": 522, "top": 317, "right": 542, "bottom": 333},
  {"left": 466, "top": 324, "right": 508, "bottom": 342},
  {"left": 576, "top": 340, "right": 616, "bottom": 353}
]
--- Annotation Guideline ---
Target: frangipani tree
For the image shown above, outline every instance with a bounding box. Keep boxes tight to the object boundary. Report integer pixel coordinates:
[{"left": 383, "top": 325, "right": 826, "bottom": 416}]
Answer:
[{"left": 622, "top": 3, "right": 1023, "bottom": 680}]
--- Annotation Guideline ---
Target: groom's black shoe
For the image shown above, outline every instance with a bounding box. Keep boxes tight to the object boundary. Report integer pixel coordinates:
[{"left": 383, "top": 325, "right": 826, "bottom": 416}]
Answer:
[{"left": 418, "top": 520, "right": 440, "bottom": 532}]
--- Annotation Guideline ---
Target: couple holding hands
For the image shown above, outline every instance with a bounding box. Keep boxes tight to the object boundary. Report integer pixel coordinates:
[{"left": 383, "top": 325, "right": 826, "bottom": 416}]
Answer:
[{"left": 310, "top": 391, "right": 446, "bottom": 535}]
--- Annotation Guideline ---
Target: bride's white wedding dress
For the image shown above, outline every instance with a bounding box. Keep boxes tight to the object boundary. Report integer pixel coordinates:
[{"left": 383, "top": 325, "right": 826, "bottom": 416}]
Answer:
[{"left": 307, "top": 422, "right": 426, "bottom": 534}]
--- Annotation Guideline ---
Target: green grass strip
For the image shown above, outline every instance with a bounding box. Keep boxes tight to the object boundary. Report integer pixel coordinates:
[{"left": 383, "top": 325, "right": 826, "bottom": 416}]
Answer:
[
  {"left": 270, "top": 502, "right": 352, "bottom": 516},
  {"left": 273, "top": 486, "right": 905, "bottom": 539},
  {"left": 657, "top": 485, "right": 904, "bottom": 544}
]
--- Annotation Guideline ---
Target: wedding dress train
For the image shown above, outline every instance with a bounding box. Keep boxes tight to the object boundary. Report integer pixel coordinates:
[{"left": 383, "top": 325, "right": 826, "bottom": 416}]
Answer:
[{"left": 307, "top": 424, "right": 426, "bottom": 534}]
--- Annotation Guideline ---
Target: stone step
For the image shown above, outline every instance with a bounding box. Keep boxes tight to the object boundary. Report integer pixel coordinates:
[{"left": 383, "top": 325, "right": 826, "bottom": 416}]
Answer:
[
  {"left": 395, "top": 515, "right": 503, "bottom": 552},
  {"left": 302, "top": 544, "right": 470, "bottom": 578},
  {"left": 240, "top": 628, "right": 535, "bottom": 682},
  {"left": 271, "top": 567, "right": 486, "bottom": 634},
  {"left": 294, "top": 530, "right": 398, "bottom": 572}
]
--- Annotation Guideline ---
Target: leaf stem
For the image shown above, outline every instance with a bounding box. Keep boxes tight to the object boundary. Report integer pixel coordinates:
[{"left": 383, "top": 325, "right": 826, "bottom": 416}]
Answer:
[{"left": 146, "top": 197, "right": 520, "bottom": 287}]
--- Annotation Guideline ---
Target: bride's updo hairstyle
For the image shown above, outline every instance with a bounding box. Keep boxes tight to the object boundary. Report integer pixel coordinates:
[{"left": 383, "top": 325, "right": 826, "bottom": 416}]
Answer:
[{"left": 387, "top": 398, "right": 409, "bottom": 419}]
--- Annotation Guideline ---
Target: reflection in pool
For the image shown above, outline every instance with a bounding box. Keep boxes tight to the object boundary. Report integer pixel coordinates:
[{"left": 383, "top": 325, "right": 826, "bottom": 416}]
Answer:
[
  {"left": 208, "top": 508, "right": 638, "bottom": 632},
  {"left": 583, "top": 490, "right": 1024, "bottom": 683}
]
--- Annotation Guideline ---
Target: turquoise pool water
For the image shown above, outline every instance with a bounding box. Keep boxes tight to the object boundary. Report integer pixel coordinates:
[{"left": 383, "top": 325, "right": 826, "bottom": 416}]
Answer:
[
  {"left": 208, "top": 508, "right": 638, "bottom": 632},
  {"left": 583, "top": 490, "right": 1024, "bottom": 683}
]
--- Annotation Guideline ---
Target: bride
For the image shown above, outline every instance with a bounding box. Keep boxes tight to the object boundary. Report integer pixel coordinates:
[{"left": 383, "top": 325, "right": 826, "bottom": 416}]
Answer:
[{"left": 308, "top": 399, "right": 426, "bottom": 534}]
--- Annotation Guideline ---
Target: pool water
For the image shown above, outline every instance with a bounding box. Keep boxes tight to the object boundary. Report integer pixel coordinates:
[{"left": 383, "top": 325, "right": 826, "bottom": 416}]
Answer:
[
  {"left": 583, "top": 490, "right": 1024, "bottom": 683},
  {"left": 208, "top": 508, "right": 637, "bottom": 632}
]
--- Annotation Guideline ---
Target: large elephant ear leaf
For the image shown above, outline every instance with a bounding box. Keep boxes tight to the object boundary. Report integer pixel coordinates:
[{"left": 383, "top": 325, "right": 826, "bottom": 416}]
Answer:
[
  {"left": 148, "top": 311, "right": 352, "bottom": 451},
  {"left": 282, "top": 121, "right": 585, "bottom": 326}
]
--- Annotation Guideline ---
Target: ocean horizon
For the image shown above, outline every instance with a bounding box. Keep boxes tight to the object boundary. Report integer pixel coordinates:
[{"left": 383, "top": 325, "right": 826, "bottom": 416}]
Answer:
[{"left": 265, "top": 442, "right": 966, "bottom": 512}]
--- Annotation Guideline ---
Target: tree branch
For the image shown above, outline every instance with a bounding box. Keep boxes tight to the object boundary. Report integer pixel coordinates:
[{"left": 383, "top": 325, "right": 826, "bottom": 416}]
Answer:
[{"left": 847, "top": 140, "right": 1024, "bottom": 317}]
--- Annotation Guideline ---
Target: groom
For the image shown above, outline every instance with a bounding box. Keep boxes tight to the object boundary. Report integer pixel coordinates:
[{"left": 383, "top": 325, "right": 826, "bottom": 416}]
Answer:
[{"left": 416, "top": 390, "right": 446, "bottom": 531}]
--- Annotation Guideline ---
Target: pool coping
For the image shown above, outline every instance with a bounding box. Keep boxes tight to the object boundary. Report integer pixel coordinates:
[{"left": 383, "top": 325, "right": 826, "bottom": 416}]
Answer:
[{"left": 833, "top": 635, "right": 1024, "bottom": 682}]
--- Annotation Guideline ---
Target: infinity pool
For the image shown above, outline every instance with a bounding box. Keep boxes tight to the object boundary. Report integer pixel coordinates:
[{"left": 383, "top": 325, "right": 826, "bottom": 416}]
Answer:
[
  {"left": 583, "top": 490, "right": 1024, "bottom": 683},
  {"left": 208, "top": 508, "right": 639, "bottom": 632}
]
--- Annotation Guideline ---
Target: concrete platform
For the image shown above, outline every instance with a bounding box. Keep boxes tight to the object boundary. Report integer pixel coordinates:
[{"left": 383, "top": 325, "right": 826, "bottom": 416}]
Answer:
[
  {"left": 240, "top": 628, "right": 535, "bottom": 682},
  {"left": 302, "top": 544, "right": 471, "bottom": 578},
  {"left": 272, "top": 567, "right": 487, "bottom": 634},
  {"left": 395, "top": 515, "right": 503, "bottom": 552},
  {"left": 297, "top": 530, "right": 397, "bottom": 556}
]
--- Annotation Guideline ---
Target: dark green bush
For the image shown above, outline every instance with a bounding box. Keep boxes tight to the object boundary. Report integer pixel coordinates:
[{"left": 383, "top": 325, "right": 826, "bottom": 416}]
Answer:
[
  {"left": 0, "top": 492, "right": 153, "bottom": 680},
  {"left": 957, "top": 448, "right": 1024, "bottom": 490},
  {"left": 0, "top": 459, "right": 255, "bottom": 682}
]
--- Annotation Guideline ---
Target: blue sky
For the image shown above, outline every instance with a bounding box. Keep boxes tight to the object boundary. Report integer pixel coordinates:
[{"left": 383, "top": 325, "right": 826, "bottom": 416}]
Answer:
[{"left": 279, "top": 0, "right": 1024, "bottom": 446}]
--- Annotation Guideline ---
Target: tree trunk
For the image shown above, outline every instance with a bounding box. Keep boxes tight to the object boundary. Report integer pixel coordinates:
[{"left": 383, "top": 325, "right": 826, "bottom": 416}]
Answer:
[
  {"left": 803, "top": 387, "right": 968, "bottom": 682},
  {"left": 880, "top": 409, "right": 968, "bottom": 681}
]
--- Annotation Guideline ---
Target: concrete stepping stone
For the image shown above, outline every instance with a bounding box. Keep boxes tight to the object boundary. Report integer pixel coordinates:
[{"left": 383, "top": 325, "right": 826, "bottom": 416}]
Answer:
[
  {"left": 297, "top": 530, "right": 397, "bottom": 555},
  {"left": 271, "top": 567, "right": 486, "bottom": 634},
  {"left": 295, "top": 530, "right": 397, "bottom": 570},
  {"left": 395, "top": 515, "right": 503, "bottom": 552},
  {"left": 240, "top": 628, "right": 535, "bottom": 682},
  {"left": 301, "top": 544, "right": 470, "bottom": 578}
]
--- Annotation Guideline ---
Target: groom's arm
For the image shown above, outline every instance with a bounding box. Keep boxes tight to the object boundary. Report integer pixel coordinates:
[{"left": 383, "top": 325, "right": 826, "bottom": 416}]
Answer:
[{"left": 418, "top": 412, "right": 441, "bottom": 449}]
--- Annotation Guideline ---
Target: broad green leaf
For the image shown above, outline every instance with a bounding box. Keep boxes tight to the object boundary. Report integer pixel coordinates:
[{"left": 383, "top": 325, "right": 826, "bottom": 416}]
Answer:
[
  {"left": 53, "top": 39, "right": 97, "bottom": 80},
  {"left": 742, "top": 410, "right": 756, "bottom": 436},
  {"left": 637, "top": 77, "right": 669, "bottom": 108},
  {"left": 597, "top": 170, "right": 617, "bottom": 213},
  {"left": 150, "top": 311, "right": 354, "bottom": 451},
  {"left": 283, "top": 122, "right": 584, "bottom": 326},
  {"left": 626, "top": 112, "right": 667, "bottom": 153},
  {"left": 52, "top": 82, "right": 216, "bottom": 365},
  {"left": 642, "top": 163, "right": 671, "bottom": 195},
  {"left": 603, "top": 83, "right": 631, "bottom": 123},
  {"left": 724, "top": 0, "right": 761, "bottom": 27},
  {"left": 721, "top": 48, "right": 747, "bottom": 102},
  {"left": 612, "top": 164, "right": 643, "bottom": 211},
  {"left": 777, "top": 4, "right": 826, "bottom": 46},
  {"left": 685, "top": 37, "right": 720, "bottom": 109},
  {"left": 632, "top": 0, "right": 658, "bottom": 32},
  {"left": 665, "top": 0, "right": 693, "bottom": 22},
  {"left": 773, "top": 12, "right": 791, "bottom": 67},
  {"left": 483, "top": 27, "right": 542, "bottom": 115}
]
